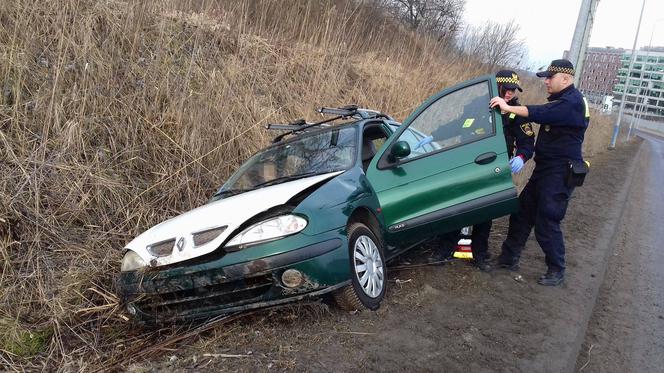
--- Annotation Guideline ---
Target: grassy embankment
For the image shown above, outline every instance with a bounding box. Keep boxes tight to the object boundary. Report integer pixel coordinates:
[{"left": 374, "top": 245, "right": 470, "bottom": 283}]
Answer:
[{"left": 0, "top": 0, "right": 615, "bottom": 369}]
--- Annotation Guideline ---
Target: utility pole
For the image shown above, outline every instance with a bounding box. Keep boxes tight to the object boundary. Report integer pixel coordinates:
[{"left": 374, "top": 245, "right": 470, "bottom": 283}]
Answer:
[
  {"left": 568, "top": 0, "right": 599, "bottom": 86},
  {"left": 609, "top": 0, "right": 646, "bottom": 149},
  {"left": 628, "top": 18, "right": 664, "bottom": 138},
  {"left": 631, "top": 83, "right": 650, "bottom": 134}
]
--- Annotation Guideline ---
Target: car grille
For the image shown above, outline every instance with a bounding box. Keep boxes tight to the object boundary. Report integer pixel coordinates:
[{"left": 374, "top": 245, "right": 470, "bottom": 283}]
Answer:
[{"left": 135, "top": 274, "right": 274, "bottom": 320}]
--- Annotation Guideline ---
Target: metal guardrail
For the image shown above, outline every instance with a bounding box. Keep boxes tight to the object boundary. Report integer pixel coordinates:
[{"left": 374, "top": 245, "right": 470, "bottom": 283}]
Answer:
[{"left": 632, "top": 116, "right": 664, "bottom": 135}]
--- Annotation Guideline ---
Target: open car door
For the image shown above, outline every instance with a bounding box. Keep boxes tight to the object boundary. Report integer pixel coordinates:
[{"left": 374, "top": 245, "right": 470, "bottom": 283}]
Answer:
[{"left": 365, "top": 75, "right": 518, "bottom": 249}]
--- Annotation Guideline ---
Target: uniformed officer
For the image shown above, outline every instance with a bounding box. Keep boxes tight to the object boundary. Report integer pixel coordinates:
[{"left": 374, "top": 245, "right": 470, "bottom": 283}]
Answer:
[
  {"left": 489, "top": 59, "right": 590, "bottom": 286},
  {"left": 426, "top": 71, "right": 535, "bottom": 266},
  {"left": 469, "top": 70, "right": 535, "bottom": 271}
]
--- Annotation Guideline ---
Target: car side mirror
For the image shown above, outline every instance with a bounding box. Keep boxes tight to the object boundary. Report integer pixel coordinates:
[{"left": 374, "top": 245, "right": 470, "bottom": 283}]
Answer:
[{"left": 388, "top": 141, "right": 411, "bottom": 162}]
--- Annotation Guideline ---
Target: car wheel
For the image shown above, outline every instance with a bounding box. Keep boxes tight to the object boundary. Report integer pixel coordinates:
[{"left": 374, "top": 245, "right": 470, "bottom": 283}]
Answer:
[{"left": 334, "top": 222, "right": 386, "bottom": 311}]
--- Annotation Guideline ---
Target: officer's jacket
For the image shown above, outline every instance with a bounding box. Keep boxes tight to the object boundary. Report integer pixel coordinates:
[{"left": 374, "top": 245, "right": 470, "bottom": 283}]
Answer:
[
  {"left": 526, "top": 84, "right": 589, "bottom": 171},
  {"left": 502, "top": 98, "right": 535, "bottom": 161}
]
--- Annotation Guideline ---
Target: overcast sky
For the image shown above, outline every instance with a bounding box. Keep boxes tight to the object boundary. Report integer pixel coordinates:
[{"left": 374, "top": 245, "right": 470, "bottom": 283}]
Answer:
[{"left": 463, "top": 0, "right": 664, "bottom": 71}]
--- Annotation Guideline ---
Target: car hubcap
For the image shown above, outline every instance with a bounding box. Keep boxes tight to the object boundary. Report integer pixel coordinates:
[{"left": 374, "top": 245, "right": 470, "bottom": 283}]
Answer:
[{"left": 353, "top": 234, "right": 384, "bottom": 298}]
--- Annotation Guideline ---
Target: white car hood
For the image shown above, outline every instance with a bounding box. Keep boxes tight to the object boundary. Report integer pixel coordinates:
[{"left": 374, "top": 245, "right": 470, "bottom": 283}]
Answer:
[{"left": 125, "top": 171, "right": 342, "bottom": 267}]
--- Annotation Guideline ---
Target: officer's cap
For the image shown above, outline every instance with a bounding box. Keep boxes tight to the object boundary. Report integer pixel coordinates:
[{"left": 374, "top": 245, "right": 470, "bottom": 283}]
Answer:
[
  {"left": 536, "top": 59, "right": 575, "bottom": 77},
  {"left": 495, "top": 70, "right": 523, "bottom": 92}
]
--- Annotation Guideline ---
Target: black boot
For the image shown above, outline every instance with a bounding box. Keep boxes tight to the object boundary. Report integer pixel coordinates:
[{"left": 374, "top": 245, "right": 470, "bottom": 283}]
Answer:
[
  {"left": 537, "top": 269, "right": 564, "bottom": 286},
  {"left": 473, "top": 259, "right": 492, "bottom": 272},
  {"left": 494, "top": 255, "right": 519, "bottom": 271},
  {"left": 426, "top": 251, "right": 454, "bottom": 265}
]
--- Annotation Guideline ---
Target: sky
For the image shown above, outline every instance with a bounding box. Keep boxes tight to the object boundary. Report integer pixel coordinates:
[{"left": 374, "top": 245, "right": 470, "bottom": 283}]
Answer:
[{"left": 463, "top": 0, "right": 664, "bottom": 71}]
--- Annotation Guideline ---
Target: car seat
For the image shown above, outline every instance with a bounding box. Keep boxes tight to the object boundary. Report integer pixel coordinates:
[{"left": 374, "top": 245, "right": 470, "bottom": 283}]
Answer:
[{"left": 361, "top": 140, "right": 377, "bottom": 172}]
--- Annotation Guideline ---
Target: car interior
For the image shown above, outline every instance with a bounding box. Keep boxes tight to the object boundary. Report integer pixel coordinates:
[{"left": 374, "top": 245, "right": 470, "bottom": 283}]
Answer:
[{"left": 362, "top": 124, "right": 389, "bottom": 172}]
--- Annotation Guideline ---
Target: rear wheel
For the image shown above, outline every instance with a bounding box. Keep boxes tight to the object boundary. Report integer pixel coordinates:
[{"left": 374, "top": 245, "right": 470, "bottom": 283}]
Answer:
[{"left": 334, "top": 222, "right": 386, "bottom": 311}]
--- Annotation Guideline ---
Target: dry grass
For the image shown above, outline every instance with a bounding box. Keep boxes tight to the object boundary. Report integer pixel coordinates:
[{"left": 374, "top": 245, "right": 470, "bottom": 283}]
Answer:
[{"left": 0, "top": 0, "right": 618, "bottom": 370}]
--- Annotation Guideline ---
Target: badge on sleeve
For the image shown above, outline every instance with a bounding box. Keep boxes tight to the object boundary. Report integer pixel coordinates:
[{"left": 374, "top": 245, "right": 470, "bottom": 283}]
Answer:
[{"left": 520, "top": 123, "right": 535, "bottom": 137}]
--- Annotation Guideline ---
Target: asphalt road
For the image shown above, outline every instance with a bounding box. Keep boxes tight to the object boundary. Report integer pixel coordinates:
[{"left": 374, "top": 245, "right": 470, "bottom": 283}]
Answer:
[{"left": 575, "top": 131, "right": 664, "bottom": 373}]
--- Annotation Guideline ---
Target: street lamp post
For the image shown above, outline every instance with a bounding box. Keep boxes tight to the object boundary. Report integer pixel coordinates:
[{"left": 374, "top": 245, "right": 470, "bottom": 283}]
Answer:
[
  {"left": 628, "top": 18, "right": 664, "bottom": 138},
  {"left": 609, "top": 0, "right": 646, "bottom": 149}
]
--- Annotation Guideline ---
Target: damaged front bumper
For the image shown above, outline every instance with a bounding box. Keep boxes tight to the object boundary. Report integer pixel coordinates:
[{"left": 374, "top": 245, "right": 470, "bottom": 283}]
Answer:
[{"left": 117, "top": 235, "right": 349, "bottom": 323}]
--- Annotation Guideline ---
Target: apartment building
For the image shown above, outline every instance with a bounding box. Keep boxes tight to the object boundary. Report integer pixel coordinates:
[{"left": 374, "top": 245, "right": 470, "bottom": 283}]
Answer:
[
  {"left": 613, "top": 47, "right": 664, "bottom": 120},
  {"left": 577, "top": 47, "right": 624, "bottom": 104}
]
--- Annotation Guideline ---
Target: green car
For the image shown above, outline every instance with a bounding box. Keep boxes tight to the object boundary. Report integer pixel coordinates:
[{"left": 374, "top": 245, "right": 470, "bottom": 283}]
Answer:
[{"left": 117, "top": 75, "right": 518, "bottom": 322}]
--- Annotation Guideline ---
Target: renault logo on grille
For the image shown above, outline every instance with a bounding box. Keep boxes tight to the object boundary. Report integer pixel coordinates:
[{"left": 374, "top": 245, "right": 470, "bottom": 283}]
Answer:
[{"left": 176, "top": 237, "right": 185, "bottom": 251}]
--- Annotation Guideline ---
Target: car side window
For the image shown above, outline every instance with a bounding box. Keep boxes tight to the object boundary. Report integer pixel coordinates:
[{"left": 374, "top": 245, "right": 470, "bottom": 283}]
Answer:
[
  {"left": 361, "top": 124, "right": 390, "bottom": 171},
  {"left": 397, "top": 81, "right": 494, "bottom": 160}
]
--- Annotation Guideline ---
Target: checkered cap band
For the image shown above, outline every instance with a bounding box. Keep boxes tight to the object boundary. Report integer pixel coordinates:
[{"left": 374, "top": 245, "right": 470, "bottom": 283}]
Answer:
[
  {"left": 548, "top": 66, "right": 575, "bottom": 75},
  {"left": 496, "top": 77, "right": 521, "bottom": 85}
]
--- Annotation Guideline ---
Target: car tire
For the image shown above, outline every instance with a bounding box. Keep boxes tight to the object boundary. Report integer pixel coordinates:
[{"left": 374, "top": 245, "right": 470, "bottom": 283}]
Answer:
[{"left": 334, "top": 222, "right": 386, "bottom": 311}]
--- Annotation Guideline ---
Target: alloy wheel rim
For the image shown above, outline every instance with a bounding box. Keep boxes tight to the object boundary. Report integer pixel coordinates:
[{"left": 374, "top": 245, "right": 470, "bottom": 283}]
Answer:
[{"left": 353, "top": 234, "right": 384, "bottom": 298}]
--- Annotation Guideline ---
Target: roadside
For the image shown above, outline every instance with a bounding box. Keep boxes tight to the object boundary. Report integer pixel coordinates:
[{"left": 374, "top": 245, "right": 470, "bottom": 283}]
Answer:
[
  {"left": 129, "top": 139, "right": 642, "bottom": 372},
  {"left": 631, "top": 116, "right": 664, "bottom": 137},
  {"left": 575, "top": 132, "right": 664, "bottom": 373}
]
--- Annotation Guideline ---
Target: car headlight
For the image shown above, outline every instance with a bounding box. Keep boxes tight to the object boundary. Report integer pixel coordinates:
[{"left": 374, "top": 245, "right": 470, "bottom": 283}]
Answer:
[
  {"left": 121, "top": 251, "right": 147, "bottom": 272},
  {"left": 225, "top": 214, "right": 307, "bottom": 251}
]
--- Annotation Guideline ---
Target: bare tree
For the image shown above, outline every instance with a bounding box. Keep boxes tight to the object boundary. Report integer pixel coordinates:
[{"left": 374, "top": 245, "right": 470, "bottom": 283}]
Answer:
[
  {"left": 375, "top": 0, "right": 465, "bottom": 42},
  {"left": 457, "top": 20, "right": 527, "bottom": 68}
]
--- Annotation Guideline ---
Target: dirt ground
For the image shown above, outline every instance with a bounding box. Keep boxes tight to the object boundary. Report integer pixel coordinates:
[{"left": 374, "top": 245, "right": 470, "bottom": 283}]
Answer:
[{"left": 125, "top": 140, "right": 642, "bottom": 373}]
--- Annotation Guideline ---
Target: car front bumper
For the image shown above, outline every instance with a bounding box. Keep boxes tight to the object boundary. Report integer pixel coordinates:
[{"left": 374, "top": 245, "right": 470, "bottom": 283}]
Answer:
[{"left": 117, "top": 236, "right": 349, "bottom": 323}]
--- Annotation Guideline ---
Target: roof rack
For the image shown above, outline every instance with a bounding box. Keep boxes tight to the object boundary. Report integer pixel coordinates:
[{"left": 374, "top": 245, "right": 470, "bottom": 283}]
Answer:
[
  {"left": 265, "top": 105, "right": 393, "bottom": 143},
  {"left": 318, "top": 105, "right": 392, "bottom": 121}
]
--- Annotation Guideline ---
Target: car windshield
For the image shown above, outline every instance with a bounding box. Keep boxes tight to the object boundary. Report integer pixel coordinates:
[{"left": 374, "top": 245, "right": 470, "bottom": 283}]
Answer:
[{"left": 214, "top": 126, "right": 357, "bottom": 197}]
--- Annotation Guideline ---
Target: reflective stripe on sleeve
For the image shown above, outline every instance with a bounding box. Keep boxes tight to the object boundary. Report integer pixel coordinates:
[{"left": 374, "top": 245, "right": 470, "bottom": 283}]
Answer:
[{"left": 583, "top": 97, "right": 590, "bottom": 118}]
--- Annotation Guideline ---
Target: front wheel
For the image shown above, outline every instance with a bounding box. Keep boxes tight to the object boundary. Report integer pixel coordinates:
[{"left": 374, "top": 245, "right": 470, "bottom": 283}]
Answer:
[{"left": 334, "top": 222, "right": 386, "bottom": 311}]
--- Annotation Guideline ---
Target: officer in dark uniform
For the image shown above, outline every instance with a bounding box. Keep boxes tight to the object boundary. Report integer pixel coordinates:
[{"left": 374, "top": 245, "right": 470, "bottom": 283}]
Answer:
[
  {"left": 489, "top": 59, "right": 590, "bottom": 286},
  {"left": 428, "top": 94, "right": 491, "bottom": 144},
  {"left": 426, "top": 71, "right": 535, "bottom": 266},
  {"left": 468, "top": 70, "right": 535, "bottom": 271}
]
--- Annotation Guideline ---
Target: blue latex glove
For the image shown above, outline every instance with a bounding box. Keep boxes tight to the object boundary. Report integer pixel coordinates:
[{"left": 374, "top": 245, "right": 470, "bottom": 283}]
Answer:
[
  {"left": 414, "top": 135, "right": 433, "bottom": 150},
  {"left": 509, "top": 156, "right": 524, "bottom": 173}
]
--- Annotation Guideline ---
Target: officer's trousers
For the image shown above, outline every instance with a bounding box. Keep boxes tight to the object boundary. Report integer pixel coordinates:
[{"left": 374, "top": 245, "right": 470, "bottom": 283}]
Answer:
[
  {"left": 437, "top": 229, "right": 461, "bottom": 259},
  {"left": 471, "top": 220, "right": 492, "bottom": 262},
  {"left": 499, "top": 171, "right": 574, "bottom": 272}
]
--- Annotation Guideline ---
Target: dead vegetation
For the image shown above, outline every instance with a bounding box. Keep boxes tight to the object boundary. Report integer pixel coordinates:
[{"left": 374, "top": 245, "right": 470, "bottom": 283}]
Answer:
[{"left": 0, "top": 0, "right": 617, "bottom": 370}]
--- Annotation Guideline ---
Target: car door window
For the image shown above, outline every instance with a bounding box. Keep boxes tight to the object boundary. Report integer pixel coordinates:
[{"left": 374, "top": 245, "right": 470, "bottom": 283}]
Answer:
[
  {"left": 397, "top": 82, "right": 494, "bottom": 160},
  {"left": 361, "top": 124, "right": 390, "bottom": 171}
]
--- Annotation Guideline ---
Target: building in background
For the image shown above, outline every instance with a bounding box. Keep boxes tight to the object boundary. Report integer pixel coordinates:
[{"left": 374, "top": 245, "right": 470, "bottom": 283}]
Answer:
[
  {"left": 563, "top": 47, "right": 623, "bottom": 105},
  {"left": 563, "top": 46, "right": 664, "bottom": 121},
  {"left": 613, "top": 47, "right": 664, "bottom": 120},
  {"left": 576, "top": 47, "right": 624, "bottom": 104}
]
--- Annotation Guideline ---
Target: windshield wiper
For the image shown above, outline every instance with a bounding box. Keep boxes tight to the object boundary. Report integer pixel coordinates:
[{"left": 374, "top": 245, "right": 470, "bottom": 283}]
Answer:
[
  {"left": 213, "top": 188, "right": 252, "bottom": 198},
  {"left": 252, "top": 171, "right": 329, "bottom": 189}
]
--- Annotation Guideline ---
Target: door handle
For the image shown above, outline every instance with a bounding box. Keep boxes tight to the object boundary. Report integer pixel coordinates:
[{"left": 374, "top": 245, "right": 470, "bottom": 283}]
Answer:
[{"left": 474, "top": 152, "right": 497, "bottom": 165}]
